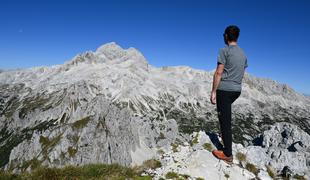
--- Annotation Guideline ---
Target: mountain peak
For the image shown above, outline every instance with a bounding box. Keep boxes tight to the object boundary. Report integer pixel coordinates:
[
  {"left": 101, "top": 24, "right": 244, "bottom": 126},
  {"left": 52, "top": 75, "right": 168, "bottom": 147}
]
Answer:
[
  {"left": 63, "top": 42, "right": 149, "bottom": 70},
  {"left": 95, "top": 42, "right": 126, "bottom": 60},
  {"left": 96, "top": 42, "right": 123, "bottom": 52}
]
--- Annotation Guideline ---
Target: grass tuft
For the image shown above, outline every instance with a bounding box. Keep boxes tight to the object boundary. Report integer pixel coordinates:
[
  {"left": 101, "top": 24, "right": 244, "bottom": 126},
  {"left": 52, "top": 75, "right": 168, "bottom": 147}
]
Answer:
[
  {"left": 158, "top": 132, "right": 166, "bottom": 139},
  {"left": 235, "top": 152, "right": 246, "bottom": 162},
  {"left": 67, "top": 146, "right": 78, "bottom": 157},
  {"left": 266, "top": 165, "right": 276, "bottom": 179},
  {"left": 132, "top": 158, "right": 162, "bottom": 175},
  {"left": 1, "top": 162, "right": 158, "bottom": 179},
  {"left": 171, "top": 142, "right": 179, "bottom": 152},
  {"left": 179, "top": 173, "right": 191, "bottom": 178},
  {"left": 224, "top": 173, "right": 230, "bottom": 179},
  {"left": 39, "top": 134, "right": 62, "bottom": 161},
  {"left": 165, "top": 171, "right": 179, "bottom": 179},
  {"left": 72, "top": 116, "right": 91, "bottom": 130},
  {"left": 245, "top": 163, "right": 259, "bottom": 176},
  {"left": 293, "top": 174, "right": 306, "bottom": 180},
  {"left": 190, "top": 133, "right": 199, "bottom": 146},
  {"left": 142, "top": 159, "right": 162, "bottom": 169},
  {"left": 202, "top": 143, "right": 213, "bottom": 152},
  {"left": 157, "top": 149, "right": 165, "bottom": 155}
]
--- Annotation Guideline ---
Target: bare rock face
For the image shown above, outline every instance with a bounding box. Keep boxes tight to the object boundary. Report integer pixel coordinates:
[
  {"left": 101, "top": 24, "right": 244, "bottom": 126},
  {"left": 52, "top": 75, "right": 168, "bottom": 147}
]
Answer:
[
  {"left": 1, "top": 81, "right": 179, "bottom": 173},
  {"left": 149, "top": 124, "right": 309, "bottom": 179},
  {"left": 244, "top": 122, "right": 310, "bottom": 177},
  {"left": 0, "top": 42, "right": 309, "bottom": 176}
]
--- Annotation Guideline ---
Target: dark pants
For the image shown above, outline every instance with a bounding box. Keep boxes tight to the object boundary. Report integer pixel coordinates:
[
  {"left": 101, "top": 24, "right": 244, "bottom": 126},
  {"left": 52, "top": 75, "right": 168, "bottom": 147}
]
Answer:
[{"left": 216, "top": 89, "right": 241, "bottom": 157}]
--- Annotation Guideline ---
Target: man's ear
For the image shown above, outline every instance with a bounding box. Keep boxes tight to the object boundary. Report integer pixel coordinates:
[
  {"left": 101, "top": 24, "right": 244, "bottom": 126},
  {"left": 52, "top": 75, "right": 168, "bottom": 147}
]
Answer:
[{"left": 224, "top": 34, "right": 228, "bottom": 45}]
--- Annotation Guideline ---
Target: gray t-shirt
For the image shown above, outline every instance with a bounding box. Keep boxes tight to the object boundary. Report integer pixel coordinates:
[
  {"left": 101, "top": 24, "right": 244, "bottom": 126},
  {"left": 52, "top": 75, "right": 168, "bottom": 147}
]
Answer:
[{"left": 217, "top": 44, "right": 248, "bottom": 92}]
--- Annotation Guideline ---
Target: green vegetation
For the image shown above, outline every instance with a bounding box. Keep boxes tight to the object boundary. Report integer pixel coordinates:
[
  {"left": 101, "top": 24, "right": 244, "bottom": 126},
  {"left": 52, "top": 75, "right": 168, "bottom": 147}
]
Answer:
[
  {"left": 202, "top": 143, "right": 213, "bottom": 152},
  {"left": 72, "top": 116, "right": 91, "bottom": 130},
  {"left": 196, "top": 177, "right": 205, "bottom": 180},
  {"left": 134, "top": 176, "right": 153, "bottom": 180},
  {"left": 164, "top": 169, "right": 193, "bottom": 179},
  {"left": 245, "top": 163, "right": 259, "bottom": 176},
  {"left": 142, "top": 159, "right": 162, "bottom": 169},
  {"left": 293, "top": 174, "right": 306, "bottom": 180},
  {"left": 0, "top": 120, "right": 58, "bottom": 169},
  {"left": 236, "top": 152, "right": 246, "bottom": 162},
  {"left": 68, "top": 146, "right": 78, "bottom": 157},
  {"left": 39, "top": 134, "right": 62, "bottom": 150},
  {"left": 158, "top": 132, "right": 166, "bottom": 139},
  {"left": 190, "top": 133, "right": 199, "bottom": 146},
  {"left": 171, "top": 142, "right": 179, "bottom": 152},
  {"left": 19, "top": 158, "right": 42, "bottom": 172},
  {"left": 157, "top": 149, "right": 165, "bottom": 155},
  {"left": 0, "top": 169, "right": 20, "bottom": 180},
  {"left": 69, "top": 134, "right": 80, "bottom": 144},
  {"left": 179, "top": 173, "right": 191, "bottom": 179},
  {"left": 0, "top": 163, "right": 159, "bottom": 180},
  {"left": 132, "top": 159, "right": 162, "bottom": 175},
  {"left": 39, "top": 134, "right": 62, "bottom": 161},
  {"left": 165, "top": 171, "right": 179, "bottom": 179},
  {"left": 0, "top": 130, "right": 24, "bottom": 168},
  {"left": 266, "top": 165, "right": 276, "bottom": 179},
  {"left": 19, "top": 96, "right": 51, "bottom": 119},
  {"left": 224, "top": 173, "right": 230, "bottom": 179},
  {"left": 4, "top": 96, "right": 21, "bottom": 118}
]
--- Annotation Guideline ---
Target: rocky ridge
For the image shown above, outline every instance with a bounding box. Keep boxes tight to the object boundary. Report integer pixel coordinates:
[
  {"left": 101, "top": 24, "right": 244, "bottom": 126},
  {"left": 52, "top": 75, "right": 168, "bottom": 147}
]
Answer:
[{"left": 0, "top": 42, "right": 309, "bottom": 179}]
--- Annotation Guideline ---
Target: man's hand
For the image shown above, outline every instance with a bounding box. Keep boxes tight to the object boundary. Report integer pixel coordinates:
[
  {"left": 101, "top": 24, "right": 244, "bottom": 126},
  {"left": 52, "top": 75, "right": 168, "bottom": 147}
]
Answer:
[{"left": 210, "top": 91, "right": 216, "bottom": 105}]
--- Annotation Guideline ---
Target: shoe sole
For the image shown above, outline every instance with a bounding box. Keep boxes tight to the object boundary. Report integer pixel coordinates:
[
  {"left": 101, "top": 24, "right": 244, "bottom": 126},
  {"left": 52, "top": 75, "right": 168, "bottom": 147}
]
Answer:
[{"left": 223, "top": 159, "right": 233, "bottom": 165}]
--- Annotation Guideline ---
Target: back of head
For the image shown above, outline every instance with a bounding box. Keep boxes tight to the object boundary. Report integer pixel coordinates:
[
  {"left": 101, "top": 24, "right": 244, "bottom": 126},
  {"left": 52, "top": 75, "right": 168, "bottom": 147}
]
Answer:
[{"left": 224, "top": 25, "right": 240, "bottom": 42}]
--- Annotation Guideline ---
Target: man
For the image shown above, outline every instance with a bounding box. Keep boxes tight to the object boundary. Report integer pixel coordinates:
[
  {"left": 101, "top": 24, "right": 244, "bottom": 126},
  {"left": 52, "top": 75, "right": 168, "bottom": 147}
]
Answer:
[{"left": 210, "top": 25, "right": 248, "bottom": 164}]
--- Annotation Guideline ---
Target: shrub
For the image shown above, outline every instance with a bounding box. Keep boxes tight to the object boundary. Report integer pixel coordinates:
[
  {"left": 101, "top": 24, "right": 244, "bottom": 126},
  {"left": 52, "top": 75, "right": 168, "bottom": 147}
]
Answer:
[
  {"left": 134, "top": 176, "right": 153, "bottom": 180},
  {"left": 20, "top": 158, "right": 42, "bottom": 172},
  {"left": 157, "top": 149, "right": 165, "bottom": 155},
  {"left": 293, "top": 174, "right": 306, "bottom": 180},
  {"left": 158, "top": 132, "right": 166, "bottom": 139},
  {"left": 224, "top": 173, "right": 230, "bottom": 179},
  {"left": 171, "top": 142, "right": 179, "bottom": 152},
  {"left": 132, "top": 158, "right": 162, "bottom": 175},
  {"left": 39, "top": 134, "right": 62, "bottom": 161},
  {"left": 245, "top": 163, "right": 259, "bottom": 176},
  {"left": 190, "top": 133, "right": 199, "bottom": 146},
  {"left": 2, "top": 163, "right": 155, "bottom": 179},
  {"left": 142, "top": 159, "right": 162, "bottom": 169},
  {"left": 235, "top": 152, "right": 246, "bottom": 162},
  {"left": 179, "top": 173, "right": 191, "bottom": 178},
  {"left": 0, "top": 169, "right": 20, "bottom": 180},
  {"left": 203, "top": 143, "right": 213, "bottom": 152},
  {"left": 67, "top": 146, "right": 78, "bottom": 157},
  {"left": 165, "top": 171, "right": 179, "bottom": 179},
  {"left": 72, "top": 116, "right": 91, "bottom": 129},
  {"left": 266, "top": 165, "right": 276, "bottom": 179},
  {"left": 29, "top": 166, "right": 60, "bottom": 180}
]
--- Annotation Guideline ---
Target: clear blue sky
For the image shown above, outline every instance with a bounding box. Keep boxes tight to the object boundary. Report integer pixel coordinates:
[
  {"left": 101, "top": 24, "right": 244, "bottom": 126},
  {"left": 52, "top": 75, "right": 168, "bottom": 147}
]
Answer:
[{"left": 1, "top": 0, "right": 310, "bottom": 94}]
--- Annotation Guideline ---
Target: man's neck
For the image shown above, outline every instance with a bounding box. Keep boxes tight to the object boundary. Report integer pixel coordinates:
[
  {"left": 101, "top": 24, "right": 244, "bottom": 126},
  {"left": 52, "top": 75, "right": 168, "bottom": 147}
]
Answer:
[{"left": 228, "top": 41, "right": 237, "bottom": 46}]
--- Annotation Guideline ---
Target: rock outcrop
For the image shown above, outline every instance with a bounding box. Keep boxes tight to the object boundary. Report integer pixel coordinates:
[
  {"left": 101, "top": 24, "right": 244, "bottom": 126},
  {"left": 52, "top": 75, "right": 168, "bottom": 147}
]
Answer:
[{"left": 0, "top": 42, "right": 309, "bottom": 179}]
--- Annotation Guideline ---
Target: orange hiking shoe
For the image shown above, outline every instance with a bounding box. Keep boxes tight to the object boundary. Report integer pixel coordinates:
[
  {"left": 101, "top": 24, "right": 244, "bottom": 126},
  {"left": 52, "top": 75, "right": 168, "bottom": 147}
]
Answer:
[{"left": 212, "top": 150, "right": 233, "bottom": 165}]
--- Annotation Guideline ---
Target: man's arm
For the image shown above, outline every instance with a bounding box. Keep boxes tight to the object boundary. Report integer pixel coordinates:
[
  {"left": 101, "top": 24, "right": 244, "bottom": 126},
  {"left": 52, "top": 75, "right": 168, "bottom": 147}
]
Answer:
[{"left": 210, "top": 63, "right": 224, "bottom": 104}]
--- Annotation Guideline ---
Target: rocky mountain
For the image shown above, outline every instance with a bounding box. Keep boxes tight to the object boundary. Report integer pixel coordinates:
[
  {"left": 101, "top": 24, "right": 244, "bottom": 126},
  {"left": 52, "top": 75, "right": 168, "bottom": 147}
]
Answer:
[{"left": 0, "top": 42, "right": 309, "bottom": 179}]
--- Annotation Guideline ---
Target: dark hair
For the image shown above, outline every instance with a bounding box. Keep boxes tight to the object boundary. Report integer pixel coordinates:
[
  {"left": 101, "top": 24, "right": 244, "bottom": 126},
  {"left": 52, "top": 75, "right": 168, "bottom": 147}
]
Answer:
[{"left": 224, "top": 25, "right": 240, "bottom": 42}]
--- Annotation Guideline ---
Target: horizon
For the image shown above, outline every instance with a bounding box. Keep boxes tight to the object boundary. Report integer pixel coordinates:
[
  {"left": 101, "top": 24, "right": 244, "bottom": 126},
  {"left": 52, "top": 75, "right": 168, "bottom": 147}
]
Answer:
[
  {"left": 1, "top": 0, "right": 310, "bottom": 94},
  {"left": 1, "top": 41, "right": 309, "bottom": 97}
]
